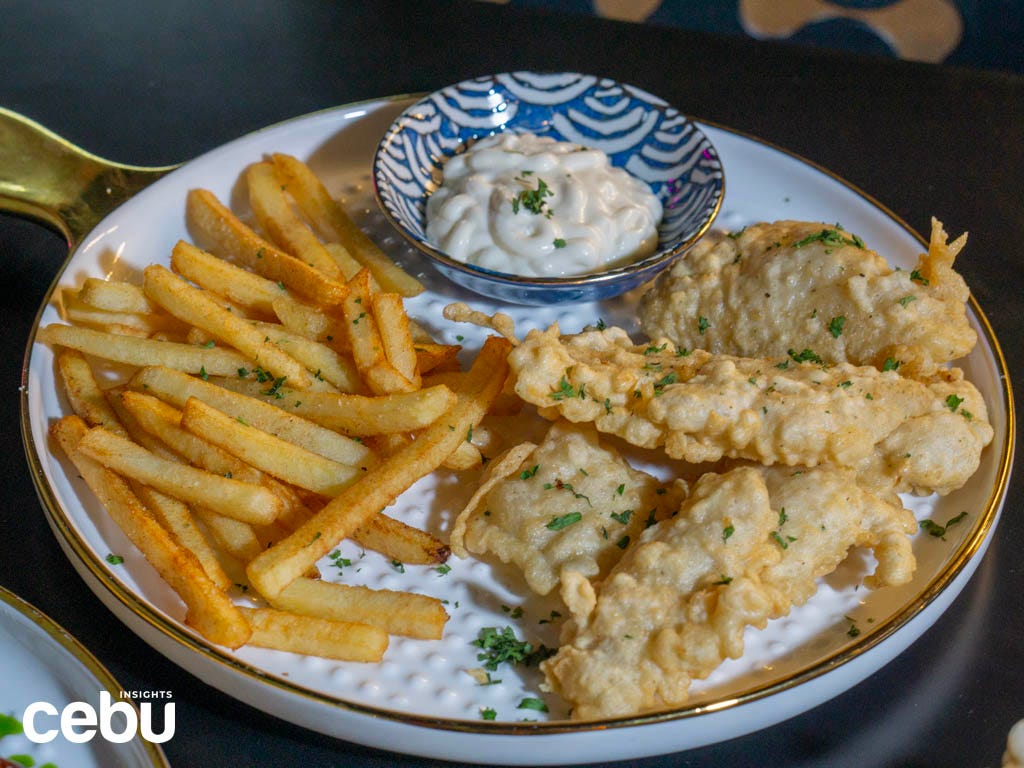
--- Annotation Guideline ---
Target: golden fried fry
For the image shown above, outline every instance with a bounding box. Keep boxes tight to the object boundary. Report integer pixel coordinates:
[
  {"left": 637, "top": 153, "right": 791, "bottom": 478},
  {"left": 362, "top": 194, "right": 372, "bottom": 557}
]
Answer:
[{"left": 240, "top": 606, "right": 387, "bottom": 662}]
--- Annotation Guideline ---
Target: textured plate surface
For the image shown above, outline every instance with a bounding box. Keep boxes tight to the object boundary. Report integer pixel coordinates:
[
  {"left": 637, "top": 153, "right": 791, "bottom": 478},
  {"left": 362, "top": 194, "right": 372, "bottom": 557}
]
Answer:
[
  {"left": 0, "top": 587, "right": 169, "bottom": 768},
  {"left": 21, "top": 97, "right": 1012, "bottom": 765}
]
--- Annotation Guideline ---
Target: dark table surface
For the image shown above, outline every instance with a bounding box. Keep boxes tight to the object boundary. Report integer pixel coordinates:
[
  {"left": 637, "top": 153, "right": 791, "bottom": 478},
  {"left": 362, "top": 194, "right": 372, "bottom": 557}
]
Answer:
[{"left": 2, "top": 2, "right": 1022, "bottom": 766}]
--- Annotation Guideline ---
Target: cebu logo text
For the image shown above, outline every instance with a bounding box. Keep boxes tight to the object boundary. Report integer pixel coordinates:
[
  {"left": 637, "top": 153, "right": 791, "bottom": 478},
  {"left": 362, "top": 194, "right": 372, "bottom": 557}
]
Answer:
[{"left": 22, "top": 691, "right": 174, "bottom": 744}]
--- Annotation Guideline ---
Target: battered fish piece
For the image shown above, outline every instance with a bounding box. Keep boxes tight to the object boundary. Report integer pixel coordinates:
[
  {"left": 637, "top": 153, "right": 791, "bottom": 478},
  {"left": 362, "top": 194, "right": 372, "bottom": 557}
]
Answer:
[
  {"left": 543, "top": 464, "right": 916, "bottom": 720},
  {"left": 451, "top": 420, "right": 683, "bottom": 595},
  {"left": 508, "top": 325, "right": 992, "bottom": 495},
  {"left": 639, "top": 219, "right": 976, "bottom": 377}
]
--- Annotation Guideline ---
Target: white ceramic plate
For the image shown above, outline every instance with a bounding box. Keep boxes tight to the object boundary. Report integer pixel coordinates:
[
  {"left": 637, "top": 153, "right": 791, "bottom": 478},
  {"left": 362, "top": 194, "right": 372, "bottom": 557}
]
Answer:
[
  {"left": 21, "top": 97, "right": 1013, "bottom": 765},
  {"left": 0, "top": 587, "right": 168, "bottom": 767}
]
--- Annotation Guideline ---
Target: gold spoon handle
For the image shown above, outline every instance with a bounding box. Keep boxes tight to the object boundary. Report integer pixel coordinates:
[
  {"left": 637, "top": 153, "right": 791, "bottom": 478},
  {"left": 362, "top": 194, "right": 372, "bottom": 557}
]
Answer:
[{"left": 0, "top": 107, "right": 178, "bottom": 248}]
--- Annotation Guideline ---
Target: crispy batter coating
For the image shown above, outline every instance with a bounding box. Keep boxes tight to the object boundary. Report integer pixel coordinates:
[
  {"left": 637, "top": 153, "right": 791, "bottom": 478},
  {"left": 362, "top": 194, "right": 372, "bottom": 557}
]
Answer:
[
  {"left": 451, "top": 421, "right": 684, "bottom": 595},
  {"left": 639, "top": 219, "right": 976, "bottom": 377},
  {"left": 509, "top": 325, "right": 992, "bottom": 495},
  {"left": 542, "top": 464, "right": 916, "bottom": 720}
]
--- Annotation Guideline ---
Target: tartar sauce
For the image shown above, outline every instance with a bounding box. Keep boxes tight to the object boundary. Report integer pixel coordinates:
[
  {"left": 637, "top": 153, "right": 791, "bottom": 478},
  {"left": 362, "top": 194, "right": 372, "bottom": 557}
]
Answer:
[{"left": 425, "top": 132, "right": 663, "bottom": 278}]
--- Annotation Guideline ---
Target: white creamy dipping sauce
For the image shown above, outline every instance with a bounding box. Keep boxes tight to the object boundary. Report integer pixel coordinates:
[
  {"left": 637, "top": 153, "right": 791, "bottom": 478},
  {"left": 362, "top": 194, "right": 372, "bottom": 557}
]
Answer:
[{"left": 425, "top": 132, "right": 663, "bottom": 278}]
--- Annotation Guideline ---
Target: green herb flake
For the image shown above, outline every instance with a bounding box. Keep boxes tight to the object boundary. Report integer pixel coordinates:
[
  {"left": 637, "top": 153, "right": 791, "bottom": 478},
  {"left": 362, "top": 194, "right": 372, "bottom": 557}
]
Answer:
[
  {"left": 391, "top": 559, "right": 406, "bottom": 573},
  {"left": 434, "top": 564, "right": 452, "bottom": 577},
  {"left": 610, "top": 509, "right": 633, "bottom": 525},
  {"left": 898, "top": 295, "right": 917, "bottom": 308},
  {"left": 106, "top": 553, "right": 124, "bottom": 565},
  {"left": 616, "top": 535, "right": 631, "bottom": 549},
  {"left": 517, "top": 697, "right": 549, "bottom": 713},
  {"left": 723, "top": 525, "right": 735, "bottom": 542},
  {"left": 520, "top": 465, "right": 539, "bottom": 480},
  {"left": 788, "top": 348, "right": 824, "bottom": 365},
  {"left": 945, "top": 394, "right": 965, "bottom": 412},
  {"left": 838, "top": 380, "right": 852, "bottom": 389},
  {"left": 712, "top": 575, "right": 733, "bottom": 586},
  {"left": 199, "top": 366, "right": 209, "bottom": 381},
  {"left": 480, "top": 707, "right": 497, "bottom": 721},
  {"left": 910, "top": 268, "right": 930, "bottom": 285},
  {"left": 552, "top": 238, "right": 567, "bottom": 249},
  {"left": 919, "top": 511, "right": 969, "bottom": 540},
  {"left": 653, "top": 372, "right": 679, "bottom": 395},
  {"left": 882, "top": 357, "right": 902, "bottom": 372},
  {"left": 828, "top": 315, "right": 846, "bottom": 338},
  {"left": 546, "top": 512, "right": 583, "bottom": 531},
  {"left": 791, "top": 227, "right": 864, "bottom": 251},
  {"left": 511, "top": 177, "right": 554, "bottom": 217},
  {"left": 472, "top": 626, "right": 552, "bottom": 670},
  {"left": 549, "top": 376, "right": 583, "bottom": 401},
  {"left": 697, "top": 316, "right": 710, "bottom": 335}
]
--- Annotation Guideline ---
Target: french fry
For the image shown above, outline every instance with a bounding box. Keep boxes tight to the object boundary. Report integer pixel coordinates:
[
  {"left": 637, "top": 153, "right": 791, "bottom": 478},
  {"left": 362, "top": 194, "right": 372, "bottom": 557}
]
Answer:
[
  {"left": 170, "top": 240, "right": 285, "bottom": 317},
  {"left": 240, "top": 607, "right": 387, "bottom": 662},
  {"left": 245, "top": 336, "right": 512, "bottom": 598},
  {"left": 186, "top": 188, "right": 348, "bottom": 306},
  {"left": 180, "top": 397, "right": 366, "bottom": 496},
  {"left": 271, "top": 295, "right": 348, "bottom": 349},
  {"left": 56, "top": 350, "right": 127, "bottom": 436},
  {"left": 271, "top": 153, "right": 424, "bottom": 297},
  {"left": 143, "top": 264, "right": 312, "bottom": 390},
  {"left": 129, "top": 365, "right": 373, "bottom": 466},
  {"left": 77, "top": 278, "right": 154, "bottom": 314},
  {"left": 413, "top": 343, "right": 462, "bottom": 375},
  {"left": 193, "top": 507, "right": 263, "bottom": 563},
  {"left": 208, "top": 378, "right": 456, "bottom": 435},
  {"left": 343, "top": 269, "right": 416, "bottom": 395},
  {"left": 39, "top": 324, "right": 251, "bottom": 376},
  {"left": 271, "top": 578, "right": 448, "bottom": 640},
  {"left": 63, "top": 292, "right": 186, "bottom": 336},
  {"left": 250, "top": 320, "right": 362, "bottom": 392},
  {"left": 246, "top": 162, "right": 349, "bottom": 280},
  {"left": 51, "top": 416, "right": 250, "bottom": 648},
  {"left": 76, "top": 426, "right": 282, "bottom": 526},
  {"left": 351, "top": 513, "right": 450, "bottom": 566},
  {"left": 101, "top": 390, "right": 233, "bottom": 589},
  {"left": 373, "top": 292, "right": 420, "bottom": 387}
]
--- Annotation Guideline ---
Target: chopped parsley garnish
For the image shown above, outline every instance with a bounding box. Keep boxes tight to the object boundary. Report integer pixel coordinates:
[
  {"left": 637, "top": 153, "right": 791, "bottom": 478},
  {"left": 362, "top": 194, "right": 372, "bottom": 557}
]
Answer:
[
  {"left": 898, "top": 295, "right": 917, "bottom": 307},
  {"left": 616, "top": 535, "right": 630, "bottom": 549},
  {"left": 549, "top": 376, "right": 584, "bottom": 401},
  {"left": 788, "top": 348, "right": 824, "bottom": 365},
  {"left": 653, "top": 372, "right": 679, "bottom": 395},
  {"left": 434, "top": 564, "right": 452, "bottom": 577},
  {"left": 511, "top": 177, "right": 554, "bottom": 217},
  {"left": 328, "top": 550, "right": 352, "bottom": 573},
  {"left": 838, "top": 380, "right": 852, "bottom": 389},
  {"left": 712, "top": 575, "right": 733, "bottom": 586},
  {"left": 791, "top": 227, "right": 864, "bottom": 251},
  {"left": 105, "top": 553, "right": 124, "bottom": 565},
  {"left": 845, "top": 616, "right": 862, "bottom": 638},
  {"left": 828, "top": 316, "right": 846, "bottom": 338},
  {"left": 472, "top": 626, "right": 553, "bottom": 670},
  {"left": 945, "top": 394, "right": 965, "bottom": 412},
  {"left": 910, "top": 268, "right": 930, "bottom": 285},
  {"left": 520, "top": 465, "right": 539, "bottom": 480},
  {"left": 253, "top": 365, "right": 273, "bottom": 383},
  {"left": 390, "top": 559, "right": 406, "bottom": 573},
  {"left": 501, "top": 605, "right": 524, "bottom": 619},
  {"left": 544, "top": 479, "right": 591, "bottom": 505},
  {"left": 644, "top": 343, "right": 667, "bottom": 355},
  {"left": 610, "top": 509, "right": 633, "bottom": 525},
  {"left": 552, "top": 238, "right": 567, "bottom": 249},
  {"left": 199, "top": 366, "right": 209, "bottom": 381},
  {"left": 615, "top": 483, "right": 625, "bottom": 496},
  {"left": 770, "top": 531, "right": 797, "bottom": 549},
  {"left": 722, "top": 524, "right": 735, "bottom": 542},
  {"left": 517, "top": 697, "right": 549, "bottom": 713},
  {"left": 546, "top": 512, "right": 583, "bottom": 531},
  {"left": 919, "top": 511, "right": 968, "bottom": 540},
  {"left": 697, "top": 316, "right": 710, "bottom": 335},
  {"left": 262, "top": 375, "right": 287, "bottom": 399},
  {"left": 882, "top": 357, "right": 902, "bottom": 372},
  {"left": 480, "top": 707, "right": 497, "bottom": 721}
]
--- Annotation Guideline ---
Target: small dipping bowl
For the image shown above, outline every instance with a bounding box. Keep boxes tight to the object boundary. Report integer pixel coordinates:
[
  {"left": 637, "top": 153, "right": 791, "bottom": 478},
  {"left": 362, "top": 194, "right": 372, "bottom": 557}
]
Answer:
[{"left": 373, "top": 71, "right": 725, "bottom": 305}]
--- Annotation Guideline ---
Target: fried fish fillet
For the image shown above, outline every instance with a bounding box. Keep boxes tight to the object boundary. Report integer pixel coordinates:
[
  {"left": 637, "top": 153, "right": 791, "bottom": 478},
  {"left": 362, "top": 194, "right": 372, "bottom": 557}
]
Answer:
[
  {"left": 542, "top": 464, "right": 916, "bottom": 720},
  {"left": 508, "top": 325, "right": 992, "bottom": 495},
  {"left": 451, "top": 420, "right": 684, "bottom": 595},
  {"left": 639, "top": 219, "right": 976, "bottom": 377}
]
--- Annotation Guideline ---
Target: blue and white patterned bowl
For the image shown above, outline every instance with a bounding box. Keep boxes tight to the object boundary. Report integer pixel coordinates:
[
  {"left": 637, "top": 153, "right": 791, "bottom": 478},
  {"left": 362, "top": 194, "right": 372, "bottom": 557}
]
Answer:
[{"left": 373, "top": 71, "right": 725, "bottom": 305}]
